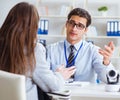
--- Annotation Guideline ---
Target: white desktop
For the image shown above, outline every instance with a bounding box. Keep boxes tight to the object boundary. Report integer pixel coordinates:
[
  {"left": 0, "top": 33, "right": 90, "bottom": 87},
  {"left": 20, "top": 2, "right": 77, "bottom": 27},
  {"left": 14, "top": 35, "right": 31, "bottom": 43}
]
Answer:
[{"left": 65, "top": 82, "right": 120, "bottom": 100}]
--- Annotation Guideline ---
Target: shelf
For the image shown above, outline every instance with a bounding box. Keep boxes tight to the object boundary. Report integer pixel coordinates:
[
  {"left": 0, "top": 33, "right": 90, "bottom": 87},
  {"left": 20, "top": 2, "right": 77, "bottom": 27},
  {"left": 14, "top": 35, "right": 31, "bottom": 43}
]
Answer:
[
  {"left": 37, "top": 34, "right": 66, "bottom": 38},
  {"left": 37, "top": 34, "right": 66, "bottom": 45},
  {"left": 92, "top": 16, "right": 120, "bottom": 19},
  {"left": 40, "top": 15, "right": 67, "bottom": 18}
]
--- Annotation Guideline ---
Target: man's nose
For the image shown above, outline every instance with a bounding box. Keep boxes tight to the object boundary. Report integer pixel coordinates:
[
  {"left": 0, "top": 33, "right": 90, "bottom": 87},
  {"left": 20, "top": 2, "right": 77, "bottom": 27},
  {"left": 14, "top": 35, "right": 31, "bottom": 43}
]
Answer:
[{"left": 72, "top": 24, "right": 78, "bottom": 30}]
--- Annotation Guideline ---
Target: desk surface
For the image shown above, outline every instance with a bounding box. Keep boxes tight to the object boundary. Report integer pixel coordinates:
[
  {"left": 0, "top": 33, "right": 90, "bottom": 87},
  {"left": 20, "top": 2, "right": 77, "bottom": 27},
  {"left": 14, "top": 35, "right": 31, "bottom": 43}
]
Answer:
[{"left": 65, "top": 82, "right": 120, "bottom": 100}]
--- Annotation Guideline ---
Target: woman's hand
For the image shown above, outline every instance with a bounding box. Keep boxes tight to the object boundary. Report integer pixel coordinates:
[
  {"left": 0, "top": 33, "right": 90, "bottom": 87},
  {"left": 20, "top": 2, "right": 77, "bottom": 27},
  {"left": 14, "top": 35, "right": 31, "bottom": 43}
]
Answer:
[{"left": 56, "top": 65, "right": 76, "bottom": 80}]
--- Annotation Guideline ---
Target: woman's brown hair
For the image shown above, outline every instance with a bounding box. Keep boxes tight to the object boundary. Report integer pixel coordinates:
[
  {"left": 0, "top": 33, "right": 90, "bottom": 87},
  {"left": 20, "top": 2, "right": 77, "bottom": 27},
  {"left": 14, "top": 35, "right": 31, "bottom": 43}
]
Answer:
[{"left": 0, "top": 2, "right": 39, "bottom": 76}]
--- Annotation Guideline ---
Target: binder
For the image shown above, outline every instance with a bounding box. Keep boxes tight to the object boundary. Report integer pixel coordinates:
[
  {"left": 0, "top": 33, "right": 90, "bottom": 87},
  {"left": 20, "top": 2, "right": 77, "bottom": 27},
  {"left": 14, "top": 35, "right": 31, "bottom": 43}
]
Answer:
[
  {"left": 44, "top": 20, "right": 49, "bottom": 34},
  {"left": 38, "top": 19, "right": 49, "bottom": 35},
  {"left": 118, "top": 21, "right": 120, "bottom": 36},
  {"left": 107, "top": 21, "right": 111, "bottom": 36},
  {"left": 38, "top": 20, "right": 41, "bottom": 34},
  {"left": 40, "top": 20, "right": 45, "bottom": 34},
  {"left": 110, "top": 21, "right": 114, "bottom": 36},
  {"left": 114, "top": 21, "right": 118, "bottom": 36},
  {"left": 107, "top": 21, "right": 120, "bottom": 36}
]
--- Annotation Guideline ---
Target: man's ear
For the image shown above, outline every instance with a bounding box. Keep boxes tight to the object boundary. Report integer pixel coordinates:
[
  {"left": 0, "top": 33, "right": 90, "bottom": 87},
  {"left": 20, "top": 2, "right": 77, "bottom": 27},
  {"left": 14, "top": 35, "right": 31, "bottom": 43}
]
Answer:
[
  {"left": 82, "top": 27, "right": 88, "bottom": 35},
  {"left": 84, "top": 27, "right": 88, "bottom": 33},
  {"left": 65, "top": 21, "right": 68, "bottom": 27}
]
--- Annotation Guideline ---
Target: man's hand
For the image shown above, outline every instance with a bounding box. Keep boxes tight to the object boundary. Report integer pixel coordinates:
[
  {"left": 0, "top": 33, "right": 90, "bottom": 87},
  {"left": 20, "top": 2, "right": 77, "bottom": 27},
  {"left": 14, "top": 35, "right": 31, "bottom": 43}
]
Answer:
[
  {"left": 99, "top": 41, "right": 115, "bottom": 66},
  {"left": 56, "top": 65, "right": 76, "bottom": 80}
]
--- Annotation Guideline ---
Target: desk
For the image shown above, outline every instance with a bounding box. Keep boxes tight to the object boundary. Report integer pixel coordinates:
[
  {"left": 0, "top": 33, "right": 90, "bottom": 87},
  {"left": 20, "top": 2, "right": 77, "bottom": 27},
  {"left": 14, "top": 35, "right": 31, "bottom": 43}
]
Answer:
[{"left": 65, "top": 83, "right": 120, "bottom": 100}]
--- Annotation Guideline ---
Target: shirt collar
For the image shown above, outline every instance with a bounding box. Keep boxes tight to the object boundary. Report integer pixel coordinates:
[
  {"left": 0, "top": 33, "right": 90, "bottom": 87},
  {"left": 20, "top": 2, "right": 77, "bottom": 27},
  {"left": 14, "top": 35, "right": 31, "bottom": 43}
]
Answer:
[{"left": 65, "top": 40, "right": 83, "bottom": 51}]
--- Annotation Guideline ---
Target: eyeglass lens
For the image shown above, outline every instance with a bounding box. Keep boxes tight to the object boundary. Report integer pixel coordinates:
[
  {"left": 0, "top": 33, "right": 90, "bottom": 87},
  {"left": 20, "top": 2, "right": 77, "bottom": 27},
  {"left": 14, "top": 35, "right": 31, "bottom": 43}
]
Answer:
[{"left": 68, "top": 20, "right": 86, "bottom": 30}]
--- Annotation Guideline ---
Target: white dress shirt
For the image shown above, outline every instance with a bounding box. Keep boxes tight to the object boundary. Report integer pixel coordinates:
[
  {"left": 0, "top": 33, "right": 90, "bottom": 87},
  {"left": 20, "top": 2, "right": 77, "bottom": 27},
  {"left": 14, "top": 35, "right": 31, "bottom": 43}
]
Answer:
[{"left": 47, "top": 40, "right": 115, "bottom": 83}]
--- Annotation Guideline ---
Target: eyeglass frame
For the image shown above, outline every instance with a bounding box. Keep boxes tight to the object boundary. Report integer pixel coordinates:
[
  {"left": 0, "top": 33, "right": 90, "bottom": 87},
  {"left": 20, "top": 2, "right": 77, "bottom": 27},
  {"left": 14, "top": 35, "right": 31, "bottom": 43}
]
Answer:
[{"left": 67, "top": 20, "right": 86, "bottom": 30}]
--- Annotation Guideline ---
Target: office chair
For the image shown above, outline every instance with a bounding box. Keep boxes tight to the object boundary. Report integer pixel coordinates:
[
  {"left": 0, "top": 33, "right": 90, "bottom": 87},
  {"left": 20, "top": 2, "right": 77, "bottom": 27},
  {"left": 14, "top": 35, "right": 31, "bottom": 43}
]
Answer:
[
  {"left": 37, "top": 85, "right": 71, "bottom": 100},
  {"left": 47, "top": 90, "right": 71, "bottom": 100},
  {"left": 37, "top": 85, "right": 52, "bottom": 100},
  {"left": 0, "top": 70, "right": 26, "bottom": 100}
]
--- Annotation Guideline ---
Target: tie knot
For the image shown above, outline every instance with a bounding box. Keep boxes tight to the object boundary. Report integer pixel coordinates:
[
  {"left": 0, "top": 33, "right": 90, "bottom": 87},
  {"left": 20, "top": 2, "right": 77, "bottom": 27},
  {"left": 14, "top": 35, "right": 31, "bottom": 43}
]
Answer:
[{"left": 70, "top": 45, "right": 74, "bottom": 51}]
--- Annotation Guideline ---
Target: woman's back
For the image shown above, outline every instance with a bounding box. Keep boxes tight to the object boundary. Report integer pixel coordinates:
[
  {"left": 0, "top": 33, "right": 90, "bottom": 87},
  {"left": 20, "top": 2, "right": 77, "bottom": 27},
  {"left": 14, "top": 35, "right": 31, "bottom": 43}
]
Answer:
[
  {"left": 0, "top": 2, "right": 39, "bottom": 100},
  {"left": 0, "top": 2, "right": 65, "bottom": 100}
]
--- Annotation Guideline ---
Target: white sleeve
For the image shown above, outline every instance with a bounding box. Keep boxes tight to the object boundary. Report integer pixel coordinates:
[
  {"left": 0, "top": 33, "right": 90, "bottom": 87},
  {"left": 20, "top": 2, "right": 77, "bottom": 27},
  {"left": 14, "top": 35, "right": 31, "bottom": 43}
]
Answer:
[{"left": 33, "top": 43, "right": 65, "bottom": 92}]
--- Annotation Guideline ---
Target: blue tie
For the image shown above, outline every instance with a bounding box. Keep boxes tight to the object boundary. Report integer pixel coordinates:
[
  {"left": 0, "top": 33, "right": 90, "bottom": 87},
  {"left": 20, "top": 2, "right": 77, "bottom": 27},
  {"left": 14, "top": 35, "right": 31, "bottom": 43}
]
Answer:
[{"left": 67, "top": 45, "right": 75, "bottom": 67}]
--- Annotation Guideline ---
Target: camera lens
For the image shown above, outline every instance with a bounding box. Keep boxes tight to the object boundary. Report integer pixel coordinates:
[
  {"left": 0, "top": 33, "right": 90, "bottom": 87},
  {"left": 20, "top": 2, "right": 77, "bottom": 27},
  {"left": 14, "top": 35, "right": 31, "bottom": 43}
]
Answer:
[{"left": 109, "top": 70, "right": 116, "bottom": 77}]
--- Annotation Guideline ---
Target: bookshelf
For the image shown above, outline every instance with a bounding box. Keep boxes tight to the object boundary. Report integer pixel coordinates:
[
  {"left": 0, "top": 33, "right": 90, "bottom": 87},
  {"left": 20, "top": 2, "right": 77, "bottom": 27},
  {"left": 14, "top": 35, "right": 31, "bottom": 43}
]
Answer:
[
  {"left": 36, "top": 0, "right": 120, "bottom": 70},
  {"left": 85, "top": 0, "right": 120, "bottom": 69}
]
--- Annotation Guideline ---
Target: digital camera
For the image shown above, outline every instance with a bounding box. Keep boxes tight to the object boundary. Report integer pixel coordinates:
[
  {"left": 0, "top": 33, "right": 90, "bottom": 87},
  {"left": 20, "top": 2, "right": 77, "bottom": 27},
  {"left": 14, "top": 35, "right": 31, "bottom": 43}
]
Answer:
[{"left": 106, "top": 70, "right": 119, "bottom": 84}]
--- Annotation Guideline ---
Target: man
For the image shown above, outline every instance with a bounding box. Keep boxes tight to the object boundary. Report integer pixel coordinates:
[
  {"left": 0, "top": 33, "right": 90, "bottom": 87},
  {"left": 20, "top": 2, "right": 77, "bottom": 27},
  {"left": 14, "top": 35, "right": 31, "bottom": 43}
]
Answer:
[{"left": 47, "top": 8, "right": 115, "bottom": 83}]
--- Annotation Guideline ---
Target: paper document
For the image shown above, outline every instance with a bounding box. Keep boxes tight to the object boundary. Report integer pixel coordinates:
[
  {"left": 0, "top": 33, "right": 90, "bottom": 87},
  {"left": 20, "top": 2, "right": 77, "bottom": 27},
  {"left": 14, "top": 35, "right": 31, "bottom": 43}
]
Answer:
[{"left": 65, "top": 81, "right": 90, "bottom": 87}]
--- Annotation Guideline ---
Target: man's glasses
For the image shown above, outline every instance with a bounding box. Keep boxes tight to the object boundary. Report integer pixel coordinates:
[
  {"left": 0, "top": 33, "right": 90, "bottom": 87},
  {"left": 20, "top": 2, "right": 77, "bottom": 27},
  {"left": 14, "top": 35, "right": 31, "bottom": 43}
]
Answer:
[{"left": 67, "top": 20, "right": 86, "bottom": 30}]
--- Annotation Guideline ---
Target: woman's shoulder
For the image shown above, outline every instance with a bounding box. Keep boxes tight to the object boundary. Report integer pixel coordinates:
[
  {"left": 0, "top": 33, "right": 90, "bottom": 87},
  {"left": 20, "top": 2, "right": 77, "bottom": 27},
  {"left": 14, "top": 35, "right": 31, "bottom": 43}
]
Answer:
[{"left": 35, "top": 43, "right": 46, "bottom": 51}]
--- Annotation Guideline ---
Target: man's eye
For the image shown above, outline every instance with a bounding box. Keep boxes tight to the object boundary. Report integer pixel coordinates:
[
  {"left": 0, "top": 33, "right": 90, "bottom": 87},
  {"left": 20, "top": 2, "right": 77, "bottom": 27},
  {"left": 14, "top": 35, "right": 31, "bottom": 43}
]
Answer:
[
  {"left": 69, "top": 21, "right": 75, "bottom": 25},
  {"left": 78, "top": 24, "right": 84, "bottom": 28}
]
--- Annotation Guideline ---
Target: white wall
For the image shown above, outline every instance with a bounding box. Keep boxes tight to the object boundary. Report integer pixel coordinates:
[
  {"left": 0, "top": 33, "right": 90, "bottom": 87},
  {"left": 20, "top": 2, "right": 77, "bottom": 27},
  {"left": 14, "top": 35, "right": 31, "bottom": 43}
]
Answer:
[{"left": 0, "top": 0, "right": 37, "bottom": 27}]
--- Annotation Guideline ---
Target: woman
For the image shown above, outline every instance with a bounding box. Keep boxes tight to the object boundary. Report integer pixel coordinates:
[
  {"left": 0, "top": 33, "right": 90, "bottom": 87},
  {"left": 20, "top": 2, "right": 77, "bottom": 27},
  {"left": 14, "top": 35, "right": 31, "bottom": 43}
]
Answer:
[{"left": 0, "top": 2, "right": 67, "bottom": 100}]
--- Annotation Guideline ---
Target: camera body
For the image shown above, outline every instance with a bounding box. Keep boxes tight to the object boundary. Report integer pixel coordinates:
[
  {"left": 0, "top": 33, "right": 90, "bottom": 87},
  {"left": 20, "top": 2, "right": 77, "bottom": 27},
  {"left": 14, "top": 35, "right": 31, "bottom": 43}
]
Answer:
[
  {"left": 105, "top": 69, "right": 120, "bottom": 92},
  {"left": 106, "top": 70, "right": 119, "bottom": 84}
]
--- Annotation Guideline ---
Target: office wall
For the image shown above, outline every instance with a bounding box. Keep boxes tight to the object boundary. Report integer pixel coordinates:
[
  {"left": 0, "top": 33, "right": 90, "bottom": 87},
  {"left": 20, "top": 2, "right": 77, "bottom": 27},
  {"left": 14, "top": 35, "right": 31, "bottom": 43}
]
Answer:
[{"left": 0, "top": 0, "right": 37, "bottom": 27}]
